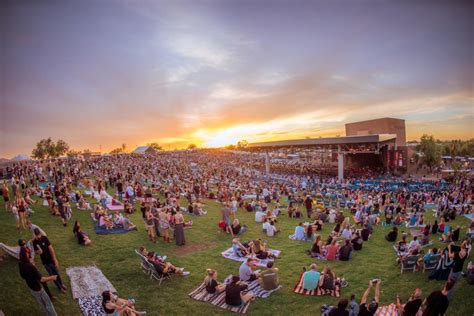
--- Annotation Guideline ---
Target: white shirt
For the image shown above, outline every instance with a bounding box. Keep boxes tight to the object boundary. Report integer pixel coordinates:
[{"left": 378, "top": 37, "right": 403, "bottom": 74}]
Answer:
[
  {"left": 263, "top": 222, "right": 276, "bottom": 237},
  {"left": 255, "top": 211, "right": 265, "bottom": 223},
  {"left": 341, "top": 228, "right": 352, "bottom": 240}
]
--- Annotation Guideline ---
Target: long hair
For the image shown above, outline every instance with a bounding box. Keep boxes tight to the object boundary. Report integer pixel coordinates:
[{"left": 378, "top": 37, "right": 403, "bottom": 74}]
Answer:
[{"left": 204, "top": 269, "right": 215, "bottom": 285}]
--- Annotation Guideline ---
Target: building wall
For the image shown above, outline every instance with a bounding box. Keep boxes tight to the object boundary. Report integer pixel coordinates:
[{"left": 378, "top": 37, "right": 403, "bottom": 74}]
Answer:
[{"left": 345, "top": 118, "right": 406, "bottom": 147}]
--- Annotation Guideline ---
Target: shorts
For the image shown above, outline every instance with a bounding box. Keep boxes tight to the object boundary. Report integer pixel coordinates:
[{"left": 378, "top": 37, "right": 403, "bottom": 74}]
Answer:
[{"left": 3, "top": 196, "right": 9, "bottom": 203}]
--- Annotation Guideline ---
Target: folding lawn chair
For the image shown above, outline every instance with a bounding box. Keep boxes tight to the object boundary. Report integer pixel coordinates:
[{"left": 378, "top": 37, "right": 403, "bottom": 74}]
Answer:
[
  {"left": 401, "top": 255, "right": 419, "bottom": 274},
  {"left": 423, "top": 254, "right": 441, "bottom": 272}
]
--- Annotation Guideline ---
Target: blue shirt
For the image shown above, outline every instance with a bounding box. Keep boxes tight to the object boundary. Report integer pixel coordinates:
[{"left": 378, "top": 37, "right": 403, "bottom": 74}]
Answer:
[
  {"left": 302, "top": 270, "right": 320, "bottom": 290},
  {"left": 294, "top": 226, "right": 305, "bottom": 240}
]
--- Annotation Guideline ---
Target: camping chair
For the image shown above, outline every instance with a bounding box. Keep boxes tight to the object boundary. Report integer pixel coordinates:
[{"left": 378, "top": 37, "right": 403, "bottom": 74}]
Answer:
[
  {"left": 401, "top": 255, "right": 419, "bottom": 274},
  {"left": 148, "top": 261, "right": 172, "bottom": 286},
  {"left": 135, "top": 250, "right": 153, "bottom": 277},
  {"left": 423, "top": 254, "right": 441, "bottom": 272}
]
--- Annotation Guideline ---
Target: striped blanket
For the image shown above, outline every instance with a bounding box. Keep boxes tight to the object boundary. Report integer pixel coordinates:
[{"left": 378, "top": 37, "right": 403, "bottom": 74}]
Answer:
[
  {"left": 221, "top": 247, "right": 281, "bottom": 268},
  {"left": 375, "top": 303, "right": 398, "bottom": 316},
  {"left": 293, "top": 273, "right": 341, "bottom": 297},
  {"left": 223, "top": 275, "right": 282, "bottom": 298},
  {"left": 188, "top": 283, "right": 251, "bottom": 314}
]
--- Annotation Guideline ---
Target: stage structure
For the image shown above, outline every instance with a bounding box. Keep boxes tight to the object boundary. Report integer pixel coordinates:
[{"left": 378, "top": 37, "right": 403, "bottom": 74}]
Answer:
[{"left": 248, "top": 134, "right": 398, "bottom": 180}]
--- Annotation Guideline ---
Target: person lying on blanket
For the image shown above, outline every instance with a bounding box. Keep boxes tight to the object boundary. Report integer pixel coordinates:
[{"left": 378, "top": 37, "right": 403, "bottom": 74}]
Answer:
[
  {"left": 204, "top": 268, "right": 226, "bottom": 294},
  {"left": 102, "top": 290, "right": 143, "bottom": 316},
  {"left": 258, "top": 261, "right": 280, "bottom": 290},
  {"left": 302, "top": 263, "right": 320, "bottom": 291},
  {"left": 225, "top": 276, "right": 255, "bottom": 307},
  {"left": 232, "top": 238, "right": 251, "bottom": 257},
  {"left": 239, "top": 258, "right": 261, "bottom": 282},
  {"left": 146, "top": 252, "right": 190, "bottom": 276},
  {"left": 358, "top": 279, "right": 381, "bottom": 316}
]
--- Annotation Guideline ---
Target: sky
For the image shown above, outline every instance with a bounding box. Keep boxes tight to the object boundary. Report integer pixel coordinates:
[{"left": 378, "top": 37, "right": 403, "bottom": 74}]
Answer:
[{"left": 1, "top": 0, "right": 473, "bottom": 158}]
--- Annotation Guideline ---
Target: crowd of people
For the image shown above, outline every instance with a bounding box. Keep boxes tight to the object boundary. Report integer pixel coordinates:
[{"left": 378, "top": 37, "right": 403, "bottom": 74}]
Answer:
[{"left": 1, "top": 150, "right": 473, "bottom": 315}]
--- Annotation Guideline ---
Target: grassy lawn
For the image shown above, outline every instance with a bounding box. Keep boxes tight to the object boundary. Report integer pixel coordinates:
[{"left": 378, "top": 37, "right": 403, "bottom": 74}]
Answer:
[{"left": 0, "top": 189, "right": 473, "bottom": 316}]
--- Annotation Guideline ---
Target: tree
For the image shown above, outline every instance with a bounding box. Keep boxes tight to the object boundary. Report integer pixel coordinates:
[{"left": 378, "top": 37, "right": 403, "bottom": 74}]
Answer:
[
  {"left": 67, "top": 150, "right": 81, "bottom": 157},
  {"left": 187, "top": 144, "right": 197, "bottom": 150},
  {"left": 82, "top": 149, "right": 92, "bottom": 155},
  {"left": 54, "top": 139, "right": 70, "bottom": 157},
  {"left": 147, "top": 142, "right": 163, "bottom": 150},
  {"left": 237, "top": 140, "right": 248, "bottom": 149},
  {"left": 416, "top": 134, "right": 441, "bottom": 171},
  {"left": 32, "top": 138, "right": 70, "bottom": 159}
]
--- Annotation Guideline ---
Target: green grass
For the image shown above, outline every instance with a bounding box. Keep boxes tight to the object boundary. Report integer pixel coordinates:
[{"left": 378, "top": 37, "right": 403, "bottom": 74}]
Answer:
[{"left": 0, "top": 191, "right": 473, "bottom": 316}]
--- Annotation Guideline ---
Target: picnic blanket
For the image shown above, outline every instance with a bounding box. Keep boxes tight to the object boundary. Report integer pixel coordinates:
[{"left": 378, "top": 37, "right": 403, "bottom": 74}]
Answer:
[
  {"left": 223, "top": 275, "right": 282, "bottom": 298},
  {"left": 375, "top": 303, "right": 398, "bottom": 316},
  {"left": 78, "top": 295, "right": 106, "bottom": 316},
  {"left": 409, "top": 229, "right": 424, "bottom": 237},
  {"left": 0, "top": 242, "right": 35, "bottom": 260},
  {"left": 293, "top": 273, "right": 341, "bottom": 297},
  {"left": 189, "top": 282, "right": 252, "bottom": 314},
  {"left": 221, "top": 247, "right": 281, "bottom": 268},
  {"left": 67, "top": 265, "right": 119, "bottom": 316},
  {"left": 66, "top": 265, "right": 117, "bottom": 299},
  {"left": 464, "top": 214, "right": 473, "bottom": 220},
  {"left": 106, "top": 203, "right": 124, "bottom": 211},
  {"left": 94, "top": 222, "right": 131, "bottom": 235}
]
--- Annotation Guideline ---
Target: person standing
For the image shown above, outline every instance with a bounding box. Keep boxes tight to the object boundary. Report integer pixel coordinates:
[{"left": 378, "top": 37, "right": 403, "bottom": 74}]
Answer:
[
  {"left": 19, "top": 247, "right": 57, "bottom": 316},
  {"left": 174, "top": 210, "right": 186, "bottom": 246},
  {"left": 2, "top": 182, "right": 11, "bottom": 212},
  {"left": 32, "top": 229, "right": 67, "bottom": 293}
]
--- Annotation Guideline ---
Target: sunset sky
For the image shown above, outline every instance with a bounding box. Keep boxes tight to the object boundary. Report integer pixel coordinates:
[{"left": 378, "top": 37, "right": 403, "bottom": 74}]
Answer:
[{"left": 1, "top": 0, "right": 473, "bottom": 158}]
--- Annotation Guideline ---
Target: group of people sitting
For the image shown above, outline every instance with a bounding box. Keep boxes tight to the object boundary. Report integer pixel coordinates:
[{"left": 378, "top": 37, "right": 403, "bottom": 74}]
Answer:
[
  {"left": 232, "top": 238, "right": 278, "bottom": 260},
  {"left": 92, "top": 206, "right": 137, "bottom": 231}
]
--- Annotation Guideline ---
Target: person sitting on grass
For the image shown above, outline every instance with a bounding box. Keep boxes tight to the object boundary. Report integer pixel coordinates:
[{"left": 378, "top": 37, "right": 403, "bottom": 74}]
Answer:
[
  {"left": 338, "top": 239, "right": 353, "bottom": 261},
  {"left": 263, "top": 219, "right": 278, "bottom": 237},
  {"left": 204, "top": 268, "right": 226, "bottom": 294},
  {"left": 359, "top": 279, "right": 381, "bottom": 316},
  {"left": 326, "top": 239, "right": 340, "bottom": 261},
  {"left": 101, "top": 290, "right": 143, "bottom": 316},
  {"left": 294, "top": 222, "right": 306, "bottom": 240},
  {"left": 308, "top": 234, "right": 323, "bottom": 257},
  {"left": 319, "top": 265, "right": 336, "bottom": 291},
  {"left": 302, "top": 263, "right": 321, "bottom": 291},
  {"left": 227, "top": 218, "right": 247, "bottom": 237},
  {"left": 351, "top": 231, "right": 363, "bottom": 251},
  {"left": 331, "top": 223, "right": 342, "bottom": 237},
  {"left": 225, "top": 276, "right": 255, "bottom": 307},
  {"left": 72, "top": 221, "right": 91, "bottom": 246},
  {"left": 249, "top": 239, "right": 276, "bottom": 259},
  {"left": 396, "top": 288, "right": 422, "bottom": 316},
  {"left": 239, "top": 258, "right": 260, "bottom": 282},
  {"left": 361, "top": 224, "right": 371, "bottom": 242},
  {"left": 258, "top": 261, "right": 280, "bottom": 290},
  {"left": 146, "top": 252, "right": 189, "bottom": 276},
  {"left": 304, "top": 223, "right": 315, "bottom": 241}
]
